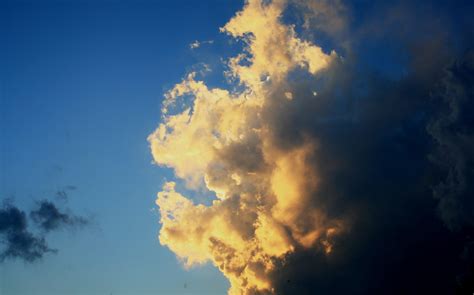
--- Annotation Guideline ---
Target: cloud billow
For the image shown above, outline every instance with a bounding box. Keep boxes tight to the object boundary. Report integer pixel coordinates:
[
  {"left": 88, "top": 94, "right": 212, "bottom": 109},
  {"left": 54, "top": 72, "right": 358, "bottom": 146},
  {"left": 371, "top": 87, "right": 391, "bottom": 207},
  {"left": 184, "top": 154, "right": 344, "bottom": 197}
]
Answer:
[{"left": 149, "top": 0, "right": 474, "bottom": 294}]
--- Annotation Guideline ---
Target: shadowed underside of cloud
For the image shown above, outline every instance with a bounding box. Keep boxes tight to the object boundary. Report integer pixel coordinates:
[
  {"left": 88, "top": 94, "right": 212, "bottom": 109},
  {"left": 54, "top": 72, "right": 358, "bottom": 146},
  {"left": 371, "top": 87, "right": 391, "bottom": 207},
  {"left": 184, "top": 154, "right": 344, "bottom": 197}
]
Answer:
[
  {"left": 0, "top": 190, "right": 89, "bottom": 263},
  {"left": 148, "top": 0, "right": 474, "bottom": 294}
]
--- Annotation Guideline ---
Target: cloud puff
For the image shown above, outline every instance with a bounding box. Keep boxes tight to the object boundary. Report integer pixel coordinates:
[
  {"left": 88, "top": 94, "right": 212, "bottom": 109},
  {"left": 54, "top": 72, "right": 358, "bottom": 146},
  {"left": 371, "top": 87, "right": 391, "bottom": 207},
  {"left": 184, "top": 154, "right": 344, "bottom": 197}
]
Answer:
[
  {"left": 0, "top": 203, "right": 55, "bottom": 262},
  {"left": 1, "top": 189, "right": 90, "bottom": 263},
  {"left": 221, "top": 0, "right": 336, "bottom": 91},
  {"left": 149, "top": 0, "right": 474, "bottom": 294},
  {"left": 190, "top": 40, "right": 214, "bottom": 49}
]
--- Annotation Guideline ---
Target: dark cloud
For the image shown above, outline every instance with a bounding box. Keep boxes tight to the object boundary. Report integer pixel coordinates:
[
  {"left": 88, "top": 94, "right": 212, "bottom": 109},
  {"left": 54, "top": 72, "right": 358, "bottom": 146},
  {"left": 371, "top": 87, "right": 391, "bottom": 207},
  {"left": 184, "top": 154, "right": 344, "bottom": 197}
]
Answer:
[
  {"left": 55, "top": 185, "right": 77, "bottom": 201},
  {"left": 30, "top": 200, "right": 88, "bottom": 232},
  {"left": 428, "top": 50, "right": 474, "bottom": 231},
  {"left": 0, "top": 203, "right": 56, "bottom": 262},
  {"left": 1, "top": 189, "right": 90, "bottom": 263},
  {"left": 255, "top": 2, "right": 474, "bottom": 294},
  {"left": 260, "top": 62, "right": 474, "bottom": 294}
]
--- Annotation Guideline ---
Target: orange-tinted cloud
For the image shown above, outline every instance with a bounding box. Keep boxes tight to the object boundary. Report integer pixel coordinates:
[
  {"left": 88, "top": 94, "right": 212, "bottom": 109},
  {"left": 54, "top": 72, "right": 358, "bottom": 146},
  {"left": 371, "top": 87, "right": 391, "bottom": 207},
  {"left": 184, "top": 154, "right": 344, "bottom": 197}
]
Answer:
[{"left": 149, "top": 0, "right": 342, "bottom": 293}]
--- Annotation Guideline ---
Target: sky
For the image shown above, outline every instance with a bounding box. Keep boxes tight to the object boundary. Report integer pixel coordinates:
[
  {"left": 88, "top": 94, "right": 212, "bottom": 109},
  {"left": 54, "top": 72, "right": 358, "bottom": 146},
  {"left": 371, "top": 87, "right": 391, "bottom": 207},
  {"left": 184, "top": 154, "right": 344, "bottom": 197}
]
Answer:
[
  {"left": 1, "top": 1, "right": 242, "bottom": 294},
  {"left": 1, "top": 1, "right": 474, "bottom": 295}
]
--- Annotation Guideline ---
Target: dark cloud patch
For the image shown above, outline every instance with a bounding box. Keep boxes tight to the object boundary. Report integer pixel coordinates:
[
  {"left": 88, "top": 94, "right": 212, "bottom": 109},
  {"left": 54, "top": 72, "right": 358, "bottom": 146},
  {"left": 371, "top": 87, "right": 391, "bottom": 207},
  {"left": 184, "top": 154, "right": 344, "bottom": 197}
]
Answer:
[
  {"left": 64, "top": 185, "right": 77, "bottom": 191},
  {"left": 0, "top": 203, "right": 56, "bottom": 262},
  {"left": 55, "top": 185, "right": 78, "bottom": 201},
  {"left": 30, "top": 200, "right": 88, "bottom": 232},
  {"left": 255, "top": 1, "right": 474, "bottom": 293},
  {"left": 0, "top": 188, "right": 90, "bottom": 263},
  {"left": 456, "top": 240, "right": 474, "bottom": 294},
  {"left": 55, "top": 190, "right": 68, "bottom": 201},
  {"left": 428, "top": 50, "right": 474, "bottom": 231},
  {"left": 261, "top": 63, "right": 474, "bottom": 294}
]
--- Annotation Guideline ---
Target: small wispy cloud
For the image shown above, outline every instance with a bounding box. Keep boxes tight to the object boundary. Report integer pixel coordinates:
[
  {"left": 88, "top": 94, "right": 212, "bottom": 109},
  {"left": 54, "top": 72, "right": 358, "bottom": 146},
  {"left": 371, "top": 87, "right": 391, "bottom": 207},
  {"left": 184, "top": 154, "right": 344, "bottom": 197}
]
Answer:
[
  {"left": 189, "top": 40, "right": 214, "bottom": 49},
  {"left": 30, "top": 200, "right": 88, "bottom": 233}
]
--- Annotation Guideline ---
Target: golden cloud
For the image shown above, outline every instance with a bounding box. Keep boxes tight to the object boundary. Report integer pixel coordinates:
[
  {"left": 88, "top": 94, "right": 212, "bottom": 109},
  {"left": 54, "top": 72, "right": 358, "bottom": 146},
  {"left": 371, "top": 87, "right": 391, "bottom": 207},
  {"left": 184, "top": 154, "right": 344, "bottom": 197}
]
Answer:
[{"left": 149, "top": 0, "right": 342, "bottom": 293}]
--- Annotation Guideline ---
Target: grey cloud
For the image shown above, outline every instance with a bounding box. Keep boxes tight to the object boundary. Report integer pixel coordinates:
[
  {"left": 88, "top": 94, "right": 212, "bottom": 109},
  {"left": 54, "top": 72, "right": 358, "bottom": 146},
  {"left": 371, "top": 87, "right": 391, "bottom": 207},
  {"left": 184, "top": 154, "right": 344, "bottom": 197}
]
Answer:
[
  {"left": 1, "top": 188, "right": 90, "bottom": 263},
  {"left": 428, "top": 50, "right": 474, "bottom": 231},
  {"left": 0, "top": 203, "right": 56, "bottom": 262},
  {"left": 257, "top": 3, "right": 474, "bottom": 292},
  {"left": 30, "top": 200, "right": 89, "bottom": 232}
]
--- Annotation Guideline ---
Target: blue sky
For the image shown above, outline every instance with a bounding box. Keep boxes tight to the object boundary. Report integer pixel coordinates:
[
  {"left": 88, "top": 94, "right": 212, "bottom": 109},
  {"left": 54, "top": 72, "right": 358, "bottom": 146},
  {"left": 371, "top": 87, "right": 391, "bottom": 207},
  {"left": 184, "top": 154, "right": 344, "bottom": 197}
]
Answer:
[{"left": 1, "top": 1, "right": 244, "bottom": 294}]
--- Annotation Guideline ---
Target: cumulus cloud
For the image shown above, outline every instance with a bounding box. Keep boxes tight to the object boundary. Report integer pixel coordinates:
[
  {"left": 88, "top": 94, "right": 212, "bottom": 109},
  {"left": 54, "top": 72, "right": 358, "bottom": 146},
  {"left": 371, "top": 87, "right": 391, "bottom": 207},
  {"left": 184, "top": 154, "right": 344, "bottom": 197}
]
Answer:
[
  {"left": 149, "top": 1, "right": 339, "bottom": 293},
  {"left": 221, "top": 0, "right": 336, "bottom": 91},
  {"left": 149, "top": 0, "right": 474, "bottom": 294}
]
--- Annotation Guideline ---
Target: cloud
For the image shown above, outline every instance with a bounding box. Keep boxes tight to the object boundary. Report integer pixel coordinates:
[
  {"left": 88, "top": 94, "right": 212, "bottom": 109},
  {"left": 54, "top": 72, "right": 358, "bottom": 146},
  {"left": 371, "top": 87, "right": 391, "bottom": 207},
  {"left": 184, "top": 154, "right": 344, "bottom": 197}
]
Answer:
[
  {"left": 55, "top": 185, "right": 76, "bottom": 201},
  {"left": 190, "top": 40, "right": 214, "bottom": 49},
  {"left": 0, "top": 203, "right": 56, "bottom": 262},
  {"left": 221, "top": 0, "right": 336, "bottom": 91},
  {"left": 294, "top": 0, "right": 348, "bottom": 37},
  {"left": 428, "top": 50, "right": 474, "bottom": 230},
  {"left": 149, "top": 0, "right": 474, "bottom": 294},
  {"left": 30, "top": 200, "right": 89, "bottom": 232},
  {"left": 1, "top": 189, "right": 90, "bottom": 263}
]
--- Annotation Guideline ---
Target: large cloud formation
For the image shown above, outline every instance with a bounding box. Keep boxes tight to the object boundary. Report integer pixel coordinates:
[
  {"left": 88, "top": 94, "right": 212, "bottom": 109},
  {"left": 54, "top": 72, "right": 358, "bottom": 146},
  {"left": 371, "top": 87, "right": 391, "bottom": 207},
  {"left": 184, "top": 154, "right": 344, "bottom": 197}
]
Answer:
[{"left": 149, "top": 0, "right": 474, "bottom": 294}]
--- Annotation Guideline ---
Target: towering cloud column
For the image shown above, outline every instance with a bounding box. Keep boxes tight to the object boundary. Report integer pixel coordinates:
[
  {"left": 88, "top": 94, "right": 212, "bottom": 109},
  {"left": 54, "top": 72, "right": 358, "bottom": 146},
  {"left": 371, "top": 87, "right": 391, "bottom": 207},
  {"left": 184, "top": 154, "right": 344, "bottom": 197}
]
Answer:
[{"left": 148, "top": 0, "right": 340, "bottom": 293}]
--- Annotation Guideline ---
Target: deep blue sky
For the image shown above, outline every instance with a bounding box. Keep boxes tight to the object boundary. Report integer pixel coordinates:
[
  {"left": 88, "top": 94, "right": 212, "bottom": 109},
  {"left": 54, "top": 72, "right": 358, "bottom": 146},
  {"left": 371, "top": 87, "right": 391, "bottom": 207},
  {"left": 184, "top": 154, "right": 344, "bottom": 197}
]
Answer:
[{"left": 1, "top": 1, "right": 243, "bottom": 294}]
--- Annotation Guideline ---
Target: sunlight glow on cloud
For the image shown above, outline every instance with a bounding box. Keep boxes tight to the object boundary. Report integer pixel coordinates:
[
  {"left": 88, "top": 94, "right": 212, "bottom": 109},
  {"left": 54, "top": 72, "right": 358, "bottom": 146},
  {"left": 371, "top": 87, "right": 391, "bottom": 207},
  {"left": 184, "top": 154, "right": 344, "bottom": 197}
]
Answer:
[{"left": 148, "top": 0, "right": 340, "bottom": 293}]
